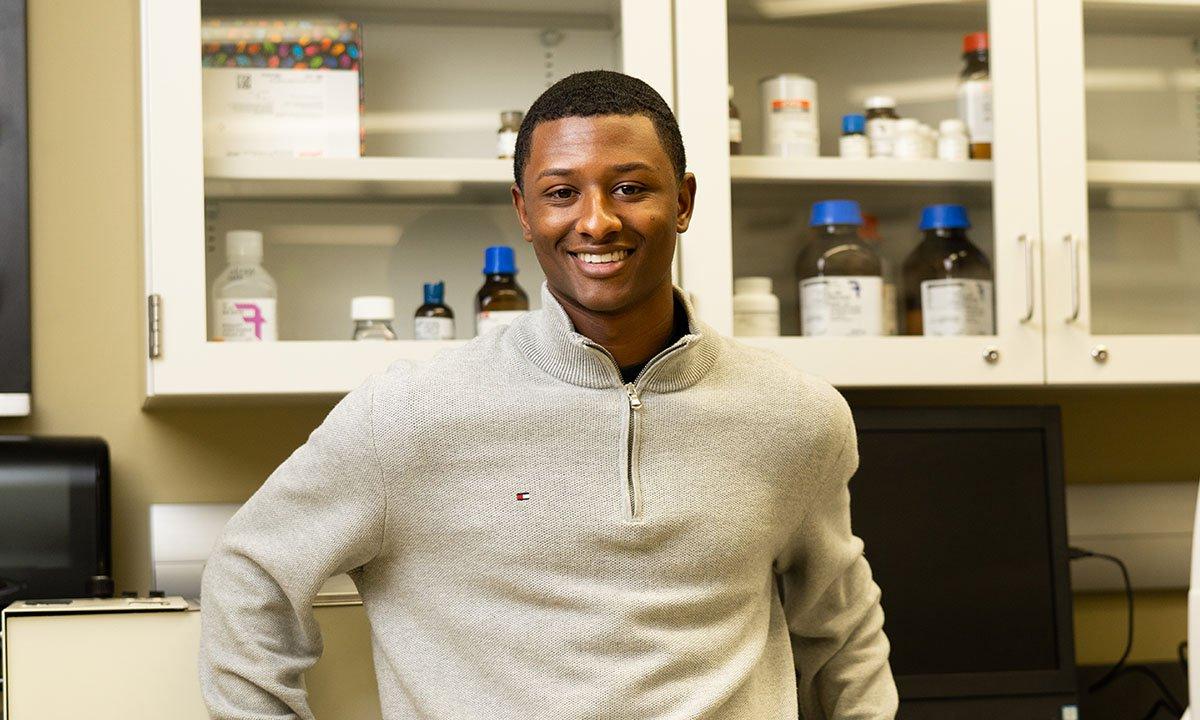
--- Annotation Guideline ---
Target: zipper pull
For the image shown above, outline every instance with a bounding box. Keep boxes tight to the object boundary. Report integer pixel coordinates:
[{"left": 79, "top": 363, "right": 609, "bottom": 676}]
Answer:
[{"left": 625, "top": 383, "right": 642, "bottom": 410}]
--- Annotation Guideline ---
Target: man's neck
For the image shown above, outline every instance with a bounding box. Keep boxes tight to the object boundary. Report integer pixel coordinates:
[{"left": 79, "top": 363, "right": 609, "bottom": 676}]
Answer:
[{"left": 550, "top": 282, "right": 677, "bottom": 369}]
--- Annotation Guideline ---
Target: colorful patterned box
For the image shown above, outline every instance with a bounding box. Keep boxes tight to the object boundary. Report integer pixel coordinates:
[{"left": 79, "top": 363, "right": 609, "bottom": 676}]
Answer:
[{"left": 201, "top": 18, "right": 364, "bottom": 158}]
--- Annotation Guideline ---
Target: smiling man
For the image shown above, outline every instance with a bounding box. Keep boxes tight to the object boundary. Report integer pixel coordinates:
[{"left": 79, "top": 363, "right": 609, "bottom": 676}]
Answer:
[{"left": 200, "top": 70, "right": 898, "bottom": 720}]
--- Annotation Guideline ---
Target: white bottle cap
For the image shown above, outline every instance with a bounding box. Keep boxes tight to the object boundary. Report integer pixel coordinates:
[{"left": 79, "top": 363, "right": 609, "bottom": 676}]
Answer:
[
  {"left": 939, "top": 118, "right": 966, "bottom": 134},
  {"left": 351, "top": 296, "right": 395, "bottom": 321},
  {"left": 734, "top": 276, "right": 773, "bottom": 295},
  {"left": 226, "top": 230, "right": 263, "bottom": 262},
  {"left": 864, "top": 95, "right": 896, "bottom": 110}
]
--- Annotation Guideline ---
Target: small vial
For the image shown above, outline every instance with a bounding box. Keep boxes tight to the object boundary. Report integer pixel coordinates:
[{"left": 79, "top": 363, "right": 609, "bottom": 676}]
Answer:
[
  {"left": 732, "top": 277, "right": 780, "bottom": 337},
  {"left": 728, "top": 84, "right": 743, "bottom": 156},
  {"left": 476, "top": 245, "right": 529, "bottom": 336},
  {"left": 414, "top": 281, "right": 455, "bottom": 340},
  {"left": 497, "top": 110, "right": 523, "bottom": 159},
  {"left": 893, "top": 118, "right": 923, "bottom": 160},
  {"left": 212, "top": 230, "right": 277, "bottom": 342},
  {"left": 864, "top": 95, "right": 899, "bottom": 158},
  {"left": 838, "top": 114, "right": 869, "bottom": 160},
  {"left": 937, "top": 119, "right": 970, "bottom": 161},
  {"left": 351, "top": 296, "right": 397, "bottom": 341}
]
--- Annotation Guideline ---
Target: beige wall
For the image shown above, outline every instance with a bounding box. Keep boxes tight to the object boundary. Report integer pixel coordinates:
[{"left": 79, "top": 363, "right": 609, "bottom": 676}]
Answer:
[{"left": 5, "top": 0, "right": 1192, "bottom": 671}]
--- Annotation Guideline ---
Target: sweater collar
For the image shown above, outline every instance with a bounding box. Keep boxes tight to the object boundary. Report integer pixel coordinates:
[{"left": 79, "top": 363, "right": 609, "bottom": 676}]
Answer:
[{"left": 510, "top": 281, "right": 721, "bottom": 392}]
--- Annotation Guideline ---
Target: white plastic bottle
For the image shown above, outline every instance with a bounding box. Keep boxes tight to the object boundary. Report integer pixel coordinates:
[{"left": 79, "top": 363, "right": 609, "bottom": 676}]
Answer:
[
  {"left": 351, "top": 296, "right": 397, "bottom": 341},
  {"left": 937, "top": 119, "right": 970, "bottom": 161},
  {"left": 893, "top": 119, "right": 923, "bottom": 160},
  {"left": 732, "top": 277, "right": 781, "bottom": 337},
  {"left": 212, "top": 230, "right": 277, "bottom": 342}
]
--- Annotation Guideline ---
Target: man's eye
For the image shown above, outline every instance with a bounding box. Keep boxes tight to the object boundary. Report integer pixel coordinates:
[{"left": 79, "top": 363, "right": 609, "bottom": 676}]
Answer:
[
  {"left": 615, "top": 184, "right": 642, "bottom": 196},
  {"left": 548, "top": 188, "right": 575, "bottom": 200}
]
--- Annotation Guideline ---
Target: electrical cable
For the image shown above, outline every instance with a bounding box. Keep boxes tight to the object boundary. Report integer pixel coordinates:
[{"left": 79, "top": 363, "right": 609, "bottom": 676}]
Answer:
[{"left": 1069, "top": 547, "right": 1186, "bottom": 718}]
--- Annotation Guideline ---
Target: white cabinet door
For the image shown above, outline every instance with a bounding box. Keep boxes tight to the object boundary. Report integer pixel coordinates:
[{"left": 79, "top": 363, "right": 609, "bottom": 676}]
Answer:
[
  {"left": 139, "top": 0, "right": 673, "bottom": 401},
  {"left": 674, "top": 0, "right": 1045, "bottom": 387},
  {"left": 1039, "top": 0, "right": 1200, "bottom": 384}
]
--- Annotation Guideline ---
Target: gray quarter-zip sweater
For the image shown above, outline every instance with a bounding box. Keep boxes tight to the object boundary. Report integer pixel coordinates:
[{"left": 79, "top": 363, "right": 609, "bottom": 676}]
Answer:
[{"left": 199, "top": 282, "right": 898, "bottom": 720}]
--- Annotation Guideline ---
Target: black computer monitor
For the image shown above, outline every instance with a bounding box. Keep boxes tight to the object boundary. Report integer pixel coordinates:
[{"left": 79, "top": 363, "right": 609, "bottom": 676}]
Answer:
[{"left": 849, "top": 406, "right": 1077, "bottom": 720}]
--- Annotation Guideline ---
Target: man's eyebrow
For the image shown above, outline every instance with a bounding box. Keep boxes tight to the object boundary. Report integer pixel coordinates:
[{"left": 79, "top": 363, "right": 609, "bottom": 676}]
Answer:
[{"left": 535, "top": 162, "right": 654, "bottom": 181}]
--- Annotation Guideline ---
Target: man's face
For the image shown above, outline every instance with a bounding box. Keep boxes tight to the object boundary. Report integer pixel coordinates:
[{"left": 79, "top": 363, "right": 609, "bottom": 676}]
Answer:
[{"left": 512, "top": 114, "right": 696, "bottom": 315}]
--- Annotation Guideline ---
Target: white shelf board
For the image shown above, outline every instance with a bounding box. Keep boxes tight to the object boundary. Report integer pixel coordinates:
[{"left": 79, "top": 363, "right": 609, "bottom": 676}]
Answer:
[
  {"left": 731, "top": 155, "right": 993, "bottom": 185},
  {"left": 204, "top": 157, "right": 515, "bottom": 201},
  {"left": 1087, "top": 160, "right": 1200, "bottom": 187}
]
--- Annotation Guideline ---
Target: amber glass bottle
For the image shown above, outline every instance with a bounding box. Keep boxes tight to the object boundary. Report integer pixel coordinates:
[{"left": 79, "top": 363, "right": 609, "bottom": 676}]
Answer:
[
  {"left": 902, "top": 204, "right": 995, "bottom": 336},
  {"left": 957, "top": 31, "right": 992, "bottom": 159},
  {"left": 475, "top": 245, "right": 529, "bottom": 336},
  {"left": 796, "top": 200, "right": 884, "bottom": 337}
]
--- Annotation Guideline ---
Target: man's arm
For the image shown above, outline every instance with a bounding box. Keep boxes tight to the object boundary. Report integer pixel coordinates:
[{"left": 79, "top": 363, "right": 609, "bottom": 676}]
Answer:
[
  {"left": 776, "top": 410, "right": 898, "bottom": 720},
  {"left": 199, "top": 376, "right": 388, "bottom": 720}
]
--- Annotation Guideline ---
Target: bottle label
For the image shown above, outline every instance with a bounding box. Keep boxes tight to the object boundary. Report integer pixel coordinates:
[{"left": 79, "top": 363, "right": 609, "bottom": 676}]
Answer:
[
  {"left": 839, "top": 134, "right": 870, "bottom": 160},
  {"left": 957, "top": 79, "right": 993, "bottom": 143},
  {"left": 800, "top": 276, "right": 883, "bottom": 337},
  {"left": 476, "top": 310, "right": 526, "bottom": 336},
  {"left": 414, "top": 316, "right": 455, "bottom": 341},
  {"left": 728, "top": 117, "right": 743, "bottom": 144},
  {"left": 497, "top": 129, "right": 518, "bottom": 159},
  {"left": 920, "top": 279, "right": 994, "bottom": 336},
  {"left": 866, "top": 118, "right": 897, "bottom": 157},
  {"left": 216, "top": 298, "right": 277, "bottom": 341},
  {"left": 766, "top": 97, "right": 817, "bottom": 155},
  {"left": 733, "top": 311, "right": 780, "bottom": 337}
]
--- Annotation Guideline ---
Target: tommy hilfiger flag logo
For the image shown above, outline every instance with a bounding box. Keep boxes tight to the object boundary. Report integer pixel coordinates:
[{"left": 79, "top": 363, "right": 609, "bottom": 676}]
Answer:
[{"left": 515, "top": 492, "right": 530, "bottom": 501}]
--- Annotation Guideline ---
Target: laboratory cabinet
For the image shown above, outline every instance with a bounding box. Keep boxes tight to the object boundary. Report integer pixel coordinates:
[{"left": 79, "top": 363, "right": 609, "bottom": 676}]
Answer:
[
  {"left": 139, "top": 0, "right": 1200, "bottom": 400},
  {"left": 138, "top": 0, "right": 672, "bottom": 400}
]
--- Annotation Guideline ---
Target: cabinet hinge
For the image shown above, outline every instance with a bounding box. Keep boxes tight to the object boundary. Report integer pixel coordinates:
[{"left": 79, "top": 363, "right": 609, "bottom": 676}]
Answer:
[{"left": 148, "top": 293, "right": 162, "bottom": 359}]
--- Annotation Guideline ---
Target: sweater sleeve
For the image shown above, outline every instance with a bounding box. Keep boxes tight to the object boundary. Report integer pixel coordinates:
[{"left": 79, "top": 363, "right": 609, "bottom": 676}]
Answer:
[
  {"left": 776, "top": 410, "right": 899, "bottom": 720},
  {"left": 198, "top": 376, "right": 387, "bottom": 720}
]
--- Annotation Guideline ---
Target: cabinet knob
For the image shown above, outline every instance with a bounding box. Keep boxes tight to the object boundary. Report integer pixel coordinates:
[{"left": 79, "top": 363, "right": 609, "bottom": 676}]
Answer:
[
  {"left": 1091, "top": 345, "right": 1109, "bottom": 363},
  {"left": 983, "top": 347, "right": 1000, "bottom": 364}
]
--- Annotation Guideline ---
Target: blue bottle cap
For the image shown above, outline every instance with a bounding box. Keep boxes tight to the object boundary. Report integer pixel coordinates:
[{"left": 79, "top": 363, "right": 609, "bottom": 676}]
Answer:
[
  {"left": 483, "top": 245, "right": 517, "bottom": 274},
  {"left": 423, "top": 281, "right": 444, "bottom": 305},
  {"left": 919, "top": 204, "right": 971, "bottom": 231},
  {"left": 809, "top": 200, "right": 863, "bottom": 227},
  {"left": 842, "top": 113, "right": 866, "bottom": 134}
]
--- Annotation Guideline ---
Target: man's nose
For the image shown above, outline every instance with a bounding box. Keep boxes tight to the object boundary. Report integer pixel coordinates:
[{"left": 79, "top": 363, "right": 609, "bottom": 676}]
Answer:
[{"left": 574, "top": 188, "right": 622, "bottom": 242}]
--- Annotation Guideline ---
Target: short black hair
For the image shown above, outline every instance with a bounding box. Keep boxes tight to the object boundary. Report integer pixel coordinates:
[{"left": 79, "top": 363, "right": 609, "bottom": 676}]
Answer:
[{"left": 513, "top": 70, "right": 686, "bottom": 191}]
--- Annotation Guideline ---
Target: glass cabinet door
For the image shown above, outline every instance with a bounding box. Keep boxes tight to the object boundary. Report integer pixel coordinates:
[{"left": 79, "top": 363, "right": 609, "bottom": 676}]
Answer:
[
  {"left": 675, "top": 0, "right": 1044, "bottom": 387},
  {"left": 140, "top": 0, "right": 672, "bottom": 399},
  {"left": 1039, "top": 0, "right": 1200, "bottom": 383}
]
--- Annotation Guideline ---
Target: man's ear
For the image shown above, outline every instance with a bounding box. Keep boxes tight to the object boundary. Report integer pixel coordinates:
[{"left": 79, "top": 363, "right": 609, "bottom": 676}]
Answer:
[
  {"left": 511, "top": 183, "right": 534, "bottom": 243},
  {"left": 675, "top": 172, "right": 697, "bottom": 234}
]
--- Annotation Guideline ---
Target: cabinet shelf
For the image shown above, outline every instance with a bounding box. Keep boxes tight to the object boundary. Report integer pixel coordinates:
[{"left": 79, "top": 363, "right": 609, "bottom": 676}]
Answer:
[
  {"left": 204, "top": 157, "right": 515, "bottom": 202},
  {"left": 730, "top": 156, "right": 993, "bottom": 185},
  {"left": 1087, "top": 160, "right": 1200, "bottom": 187}
]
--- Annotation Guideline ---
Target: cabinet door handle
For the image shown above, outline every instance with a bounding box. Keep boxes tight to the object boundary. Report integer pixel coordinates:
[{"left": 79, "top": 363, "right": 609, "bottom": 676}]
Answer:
[
  {"left": 1064, "top": 233, "right": 1081, "bottom": 323},
  {"left": 1019, "top": 234, "right": 1035, "bottom": 323}
]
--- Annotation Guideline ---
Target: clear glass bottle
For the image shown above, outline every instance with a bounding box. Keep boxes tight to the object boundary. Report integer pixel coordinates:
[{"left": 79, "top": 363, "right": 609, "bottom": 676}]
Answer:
[
  {"left": 475, "top": 246, "right": 529, "bottom": 336},
  {"left": 796, "top": 200, "right": 884, "bottom": 337},
  {"left": 957, "top": 31, "right": 992, "bottom": 160},
  {"left": 211, "top": 229, "right": 277, "bottom": 342},
  {"left": 902, "top": 204, "right": 995, "bottom": 336},
  {"left": 351, "top": 296, "right": 397, "bottom": 341},
  {"left": 728, "top": 84, "right": 742, "bottom": 156},
  {"left": 497, "top": 110, "right": 523, "bottom": 159},
  {"left": 414, "top": 281, "right": 455, "bottom": 340}
]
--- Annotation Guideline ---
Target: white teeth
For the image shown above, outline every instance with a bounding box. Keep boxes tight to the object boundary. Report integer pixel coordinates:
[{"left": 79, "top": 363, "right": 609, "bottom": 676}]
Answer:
[{"left": 577, "top": 250, "right": 630, "bottom": 264}]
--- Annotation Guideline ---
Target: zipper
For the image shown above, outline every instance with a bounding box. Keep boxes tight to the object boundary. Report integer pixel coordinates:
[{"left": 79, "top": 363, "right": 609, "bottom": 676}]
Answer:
[
  {"left": 581, "top": 338, "right": 691, "bottom": 522},
  {"left": 624, "top": 382, "right": 642, "bottom": 519}
]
